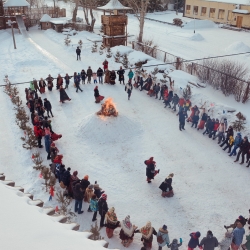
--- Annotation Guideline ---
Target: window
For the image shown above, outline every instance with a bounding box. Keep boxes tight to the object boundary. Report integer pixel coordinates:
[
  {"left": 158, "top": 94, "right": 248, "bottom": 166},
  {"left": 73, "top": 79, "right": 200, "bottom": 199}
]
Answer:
[
  {"left": 186, "top": 5, "right": 191, "bottom": 14},
  {"left": 218, "top": 9, "right": 225, "bottom": 19},
  {"left": 193, "top": 6, "right": 198, "bottom": 15},
  {"left": 201, "top": 7, "right": 207, "bottom": 16},
  {"left": 46, "top": 22, "right": 49, "bottom": 26},
  {"left": 227, "top": 10, "right": 233, "bottom": 21},
  {"left": 209, "top": 8, "right": 216, "bottom": 18}
]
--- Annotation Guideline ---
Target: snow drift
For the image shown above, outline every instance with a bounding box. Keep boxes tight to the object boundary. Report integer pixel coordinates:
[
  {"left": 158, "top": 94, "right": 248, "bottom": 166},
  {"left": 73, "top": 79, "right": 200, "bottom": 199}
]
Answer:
[
  {"left": 225, "top": 41, "right": 250, "bottom": 54},
  {"left": 189, "top": 33, "right": 204, "bottom": 41}
]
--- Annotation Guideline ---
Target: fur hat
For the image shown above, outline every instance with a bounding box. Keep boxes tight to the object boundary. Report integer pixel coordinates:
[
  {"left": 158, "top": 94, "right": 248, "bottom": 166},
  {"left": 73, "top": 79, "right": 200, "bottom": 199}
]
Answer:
[
  {"left": 88, "top": 184, "right": 93, "bottom": 189},
  {"left": 84, "top": 175, "right": 89, "bottom": 180}
]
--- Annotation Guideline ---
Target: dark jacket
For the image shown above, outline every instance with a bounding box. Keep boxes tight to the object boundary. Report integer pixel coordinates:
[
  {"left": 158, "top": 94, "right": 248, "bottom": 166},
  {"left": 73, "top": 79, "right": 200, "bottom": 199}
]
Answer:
[
  {"left": 155, "top": 85, "right": 160, "bottom": 93},
  {"left": 239, "top": 139, "right": 249, "bottom": 153},
  {"left": 81, "top": 71, "right": 86, "bottom": 80},
  {"left": 97, "top": 68, "right": 103, "bottom": 77},
  {"left": 98, "top": 198, "right": 108, "bottom": 216},
  {"left": 76, "top": 48, "right": 81, "bottom": 55},
  {"left": 94, "top": 88, "right": 100, "bottom": 98},
  {"left": 80, "top": 179, "right": 90, "bottom": 191},
  {"left": 205, "top": 119, "right": 212, "bottom": 130},
  {"left": 59, "top": 166, "right": 65, "bottom": 182},
  {"left": 73, "top": 183, "right": 84, "bottom": 200},
  {"left": 87, "top": 68, "right": 93, "bottom": 77},
  {"left": 64, "top": 75, "right": 71, "bottom": 84},
  {"left": 188, "top": 233, "right": 201, "bottom": 248},
  {"left": 146, "top": 163, "right": 155, "bottom": 179},
  {"left": 62, "top": 170, "right": 71, "bottom": 187},
  {"left": 172, "top": 94, "right": 179, "bottom": 104},
  {"left": 200, "top": 233, "right": 218, "bottom": 250},
  {"left": 226, "top": 127, "right": 234, "bottom": 138},
  {"left": 201, "top": 113, "right": 208, "bottom": 122},
  {"left": 44, "top": 100, "right": 52, "bottom": 110},
  {"left": 178, "top": 112, "right": 186, "bottom": 123},
  {"left": 193, "top": 114, "right": 199, "bottom": 123}
]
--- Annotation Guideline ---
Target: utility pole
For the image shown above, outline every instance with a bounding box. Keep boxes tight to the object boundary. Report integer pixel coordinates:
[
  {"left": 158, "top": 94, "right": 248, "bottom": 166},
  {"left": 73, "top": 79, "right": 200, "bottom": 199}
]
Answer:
[
  {"left": 176, "top": 0, "right": 179, "bottom": 15},
  {"left": 6, "top": 20, "right": 17, "bottom": 49}
]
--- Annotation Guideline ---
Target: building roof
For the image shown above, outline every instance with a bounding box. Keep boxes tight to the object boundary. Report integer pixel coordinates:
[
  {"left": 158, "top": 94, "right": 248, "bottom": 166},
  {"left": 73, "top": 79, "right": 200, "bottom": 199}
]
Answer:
[
  {"left": 232, "top": 9, "right": 250, "bottom": 13},
  {"left": 3, "top": 0, "right": 30, "bottom": 7},
  {"left": 205, "top": 0, "right": 250, "bottom": 5},
  {"left": 50, "top": 17, "right": 71, "bottom": 24},
  {"left": 40, "top": 14, "right": 51, "bottom": 22},
  {"left": 97, "top": 0, "right": 131, "bottom": 10}
]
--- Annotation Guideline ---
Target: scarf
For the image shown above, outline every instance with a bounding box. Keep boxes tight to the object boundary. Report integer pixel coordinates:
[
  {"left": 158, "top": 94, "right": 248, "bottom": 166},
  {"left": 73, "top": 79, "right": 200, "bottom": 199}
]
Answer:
[
  {"left": 140, "top": 222, "right": 153, "bottom": 240},
  {"left": 121, "top": 216, "right": 136, "bottom": 237}
]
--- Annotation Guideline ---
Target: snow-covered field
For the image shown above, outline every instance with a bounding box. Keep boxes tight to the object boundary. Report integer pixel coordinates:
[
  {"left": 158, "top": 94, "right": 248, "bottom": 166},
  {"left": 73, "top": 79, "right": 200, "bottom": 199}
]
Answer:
[{"left": 0, "top": 3, "right": 250, "bottom": 250}]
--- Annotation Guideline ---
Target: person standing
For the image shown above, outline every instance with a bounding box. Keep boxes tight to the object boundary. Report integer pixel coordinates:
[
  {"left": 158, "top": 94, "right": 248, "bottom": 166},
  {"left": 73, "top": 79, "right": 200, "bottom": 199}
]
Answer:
[
  {"left": 81, "top": 69, "right": 86, "bottom": 84},
  {"left": 105, "top": 207, "right": 120, "bottom": 238},
  {"left": 200, "top": 231, "right": 218, "bottom": 250},
  {"left": 97, "top": 67, "right": 104, "bottom": 84},
  {"left": 76, "top": 46, "right": 81, "bottom": 60},
  {"left": 177, "top": 110, "right": 187, "bottom": 131},
  {"left": 56, "top": 74, "right": 63, "bottom": 90},
  {"left": 46, "top": 74, "right": 54, "bottom": 91},
  {"left": 168, "top": 239, "right": 183, "bottom": 250},
  {"left": 87, "top": 66, "right": 93, "bottom": 84},
  {"left": 159, "top": 173, "right": 174, "bottom": 197},
  {"left": 144, "top": 157, "right": 160, "bottom": 183},
  {"left": 157, "top": 225, "right": 170, "bottom": 250},
  {"left": 139, "top": 221, "right": 157, "bottom": 250},
  {"left": 104, "top": 69, "right": 111, "bottom": 84},
  {"left": 44, "top": 98, "right": 53, "bottom": 118},
  {"left": 213, "top": 122, "right": 226, "bottom": 143},
  {"left": 154, "top": 83, "right": 161, "bottom": 99},
  {"left": 125, "top": 81, "right": 133, "bottom": 100},
  {"left": 191, "top": 111, "right": 200, "bottom": 128},
  {"left": 44, "top": 126, "right": 51, "bottom": 160},
  {"left": 128, "top": 69, "right": 134, "bottom": 82},
  {"left": 98, "top": 193, "right": 108, "bottom": 228},
  {"left": 229, "top": 133, "right": 242, "bottom": 157},
  {"left": 197, "top": 110, "right": 208, "bottom": 131},
  {"left": 117, "top": 66, "right": 125, "bottom": 84},
  {"left": 75, "top": 73, "right": 83, "bottom": 93},
  {"left": 34, "top": 124, "right": 44, "bottom": 148},
  {"left": 73, "top": 183, "right": 84, "bottom": 214},
  {"left": 220, "top": 126, "right": 234, "bottom": 148},
  {"left": 234, "top": 136, "right": 249, "bottom": 164},
  {"left": 59, "top": 85, "right": 71, "bottom": 103},
  {"left": 103, "top": 59, "right": 108, "bottom": 70},
  {"left": 110, "top": 70, "right": 116, "bottom": 85},
  {"left": 64, "top": 74, "right": 71, "bottom": 89},
  {"left": 218, "top": 231, "right": 233, "bottom": 250},
  {"left": 33, "top": 78, "right": 39, "bottom": 93},
  {"left": 39, "top": 78, "right": 46, "bottom": 94},
  {"left": 139, "top": 76, "right": 144, "bottom": 91},
  {"left": 188, "top": 231, "right": 201, "bottom": 250},
  {"left": 90, "top": 194, "right": 99, "bottom": 222},
  {"left": 231, "top": 221, "right": 245, "bottom": 250}
]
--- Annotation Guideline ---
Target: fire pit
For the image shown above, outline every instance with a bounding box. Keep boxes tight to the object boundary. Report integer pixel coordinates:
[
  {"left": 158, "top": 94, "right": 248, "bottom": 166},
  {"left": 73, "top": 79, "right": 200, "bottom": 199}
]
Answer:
[{"left": 97, "top": 98, "right": 118, "bottom": 117}]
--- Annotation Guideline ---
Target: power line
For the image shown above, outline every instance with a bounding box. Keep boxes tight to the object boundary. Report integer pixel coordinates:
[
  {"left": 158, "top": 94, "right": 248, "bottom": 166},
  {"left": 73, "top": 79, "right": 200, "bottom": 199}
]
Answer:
[{"left": 1, "top": 51, "right": 250, "bottom": 87}]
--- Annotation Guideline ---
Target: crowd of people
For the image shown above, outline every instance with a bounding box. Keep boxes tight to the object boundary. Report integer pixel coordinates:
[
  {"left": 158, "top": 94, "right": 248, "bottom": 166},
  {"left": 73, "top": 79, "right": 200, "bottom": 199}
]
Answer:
[{"left": 23, "top": 59, "right": 250, "bottom": 250}]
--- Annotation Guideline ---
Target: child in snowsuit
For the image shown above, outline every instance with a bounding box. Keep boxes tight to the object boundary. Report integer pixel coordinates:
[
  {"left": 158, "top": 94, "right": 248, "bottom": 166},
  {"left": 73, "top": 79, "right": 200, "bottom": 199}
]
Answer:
[{"left": 168, "top": 238, "right": 182, "bottom": 250}]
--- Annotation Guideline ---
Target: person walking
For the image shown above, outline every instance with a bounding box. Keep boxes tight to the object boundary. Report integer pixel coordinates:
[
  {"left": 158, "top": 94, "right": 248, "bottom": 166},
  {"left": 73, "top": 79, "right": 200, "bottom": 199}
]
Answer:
[
  {"left": 139, "top": 221, "right": 157, "bottom": 250},
  {"left": 218, "top": 231, "right": 233, "bottom": 250},
  {"left": 75, "top": 73, "right": 83, "bottom": 93},
  {"left": 105, "top": 207, "right": 120, "bottom": 238},
  {"left": 97, "top": 67, "right": 104, "bottom": 84},
  {"left": 59, "top": 85, "right": 71, "bottom": 103},
  {"left": 125, "top": 81, "right": 133, "bottom": 100},
  {"left": 73, "top": 183, "right": 84, "bottom": 214},
  {"left": 76, "top": 46, "right": 81, "bottom": 60},
  {"left": 177, "top": 110, "right": 187, "bottom": 131},
  {"left": 200, "top": 231, "right": 218, "bottom": 250},
  {"left": 117, "top": 66, "right": 125, "bottom": 84},
  {"left": 64, "top": 73, "right": 71, "bottom": 89},
  {"left": 39, "top": 78, "right": 46, "bottom": 94},
  {"left": 168, "top": 239, "right": 183, "bottom": 250},
  {"left": 87, "top": 66, "right": 93, "bottom": 83},
  {"left": 98, "top": 193, "right": 108, "bottom": 228},
  {"left": 56, "top": 74, "right": 63, "bottom": 90},
  {"left": 188, "top": 231, "right": 201, "bottom": 250},
  {"left": 234, "top": 136, "right": 249, "bottom": 164},
  {"left": 81, "top": 69, "right": 86, "bottom": 84},
  {"left": 43, "top": 98, "right": 53, "bottom": 118},
  {"left": 172, "top": 93, "right": 179, "bottom": 111},
  {"left": 145, "top": 157, "right": 160, "bottom": 183},
  {"left": 128, "top": 69, "right": 134, "bottom": 82},
  {"left": 46, "top": 74, "right": 54, "bottom": 91}
]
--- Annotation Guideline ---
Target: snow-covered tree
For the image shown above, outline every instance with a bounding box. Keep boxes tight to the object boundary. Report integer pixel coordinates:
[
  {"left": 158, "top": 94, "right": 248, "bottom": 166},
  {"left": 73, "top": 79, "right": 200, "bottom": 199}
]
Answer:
[
  {"left": 106, "top": 47, "right": 112, "bottom": 58},
  {"left": 99, "top": 43, "right": 105, "bottom": 55},
  {"left": 114, "top": 50, "right": 121, "bottom": 63},
  {"left": 122, "top": 53, "right": 129, "bottom": 69},
  {"left": 91, "top": 42, "right": 98, "bottom": 53},
  {"left": 64, "top": 35, "right": 71, "bottom": 46}
]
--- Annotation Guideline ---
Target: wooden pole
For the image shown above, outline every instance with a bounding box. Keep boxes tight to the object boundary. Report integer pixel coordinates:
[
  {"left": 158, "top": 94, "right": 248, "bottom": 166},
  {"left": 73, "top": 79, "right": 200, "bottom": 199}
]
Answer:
[{"left": 11, "top": 23, "right": 17, "bottom": 49}]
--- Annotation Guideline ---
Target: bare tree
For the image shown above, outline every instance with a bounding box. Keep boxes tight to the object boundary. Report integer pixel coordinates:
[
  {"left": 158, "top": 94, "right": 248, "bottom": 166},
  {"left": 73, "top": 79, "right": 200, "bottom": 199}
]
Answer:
[
  {"left": 72, "top": 0, "right": 79, "bottom": 23},
  {"left": 80, "top": 0, "right": 96, "bottom": 31},
  {"left": 124, "top": 0, "right": 149, "bottom": 43}
]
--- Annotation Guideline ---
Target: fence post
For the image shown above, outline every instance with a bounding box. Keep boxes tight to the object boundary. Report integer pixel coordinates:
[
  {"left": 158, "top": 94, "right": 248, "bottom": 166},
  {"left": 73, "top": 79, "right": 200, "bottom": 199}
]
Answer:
[
  {"left": 164, "top": 52, "right": 166, "bottom": 62},
  {"left": 191, "top": 63, "right": 194, "bottom": 75}
]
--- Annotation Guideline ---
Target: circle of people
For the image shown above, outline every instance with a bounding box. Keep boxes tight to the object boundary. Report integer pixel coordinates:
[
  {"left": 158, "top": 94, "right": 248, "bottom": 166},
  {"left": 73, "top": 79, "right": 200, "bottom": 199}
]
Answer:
[{"left": 24, "top": 59, "right": 250, "bottom": 250}]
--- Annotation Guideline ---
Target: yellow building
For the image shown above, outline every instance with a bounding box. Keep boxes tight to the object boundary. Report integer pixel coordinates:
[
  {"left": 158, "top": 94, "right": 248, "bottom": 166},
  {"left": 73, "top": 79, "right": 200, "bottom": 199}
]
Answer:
[{"left": 184, "top": 0, "right": 250, "bottom": 28}]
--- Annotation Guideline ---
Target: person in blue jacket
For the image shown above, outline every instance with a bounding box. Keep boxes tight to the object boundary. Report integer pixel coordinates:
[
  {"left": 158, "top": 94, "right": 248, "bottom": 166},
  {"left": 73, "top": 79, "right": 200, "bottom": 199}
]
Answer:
[
  {"left": 157, "top": 225, "right": 170, "bottom": 250},
  {"left": 229, "top": 133, "right": 242, "bottom": 157}
]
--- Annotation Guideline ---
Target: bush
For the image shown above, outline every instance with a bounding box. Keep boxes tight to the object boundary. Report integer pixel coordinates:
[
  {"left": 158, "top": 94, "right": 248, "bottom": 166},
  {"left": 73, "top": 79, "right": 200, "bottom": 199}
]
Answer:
[
  {"left": 183, "top": 84, "right": 192, "bottom": 100},
  {"left": 173, "top": 18, "right": 183, "bottom": 26},
  {"left": 232, "top": 112, "right": 246, "bottom": 131}
]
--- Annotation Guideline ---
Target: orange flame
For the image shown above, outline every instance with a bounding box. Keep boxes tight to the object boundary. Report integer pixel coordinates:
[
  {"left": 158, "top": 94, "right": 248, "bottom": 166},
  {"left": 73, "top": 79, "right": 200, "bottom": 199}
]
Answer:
[{"left": 97, "top": 98, "right": 118, "bottom": 117}]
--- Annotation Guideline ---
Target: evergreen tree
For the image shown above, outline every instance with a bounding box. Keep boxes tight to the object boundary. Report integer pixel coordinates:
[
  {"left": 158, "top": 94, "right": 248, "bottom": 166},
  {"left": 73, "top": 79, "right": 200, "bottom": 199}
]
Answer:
[
  {"left": 21, "top": 126, "right": 38, "bottom": 150},
  {"left": 64, "top": 35, "right": 71, "bottom": 46},
  {"left": 16, "top": 107, "right": 29, "bottom": 130},
  {"left": 122, "top": 53, "right": 129, "bottom": 69},
  {"left": 99, "top": 43, "right": 105, "bottom": 55},
  {"left": 89, "top": 221, "right": 103, "bottom": 240},
  {"left": 232, "top": 112, "right": 246, "bottom": 131},
  {"left": 106, "top": 47, "right": 112, "bottom": 58},
  {"left": 147, "top": 0, "right": 164, "bottom": 12},
  {"left": 91, "top": 42, "right": 98, "bottom": 53},
  {"left": 114, "top": 50, "right": 121, "bottom": 63},
  {"left": 32, "top": 151, "right": 46, "bottom": 171}
]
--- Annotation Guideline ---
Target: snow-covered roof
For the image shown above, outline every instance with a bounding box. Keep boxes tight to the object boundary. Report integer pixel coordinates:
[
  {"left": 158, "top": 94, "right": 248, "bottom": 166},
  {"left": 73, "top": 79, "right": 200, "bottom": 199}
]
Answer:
[
  {"left": 205, "top": 0, "right": 250, "bottom": 5},
  {"left": 40, "top": 14, "right": 51, "bottom": 22},
  {"left": 232, "top": 9, "right": 250, "bottom": 14},
  {"left": 50, "top": 17, "right": 71, "bottom": 25},
  {"left": 4, "top": 0, "right": 30, "bottom": 7},
  {"left": 97, "top": 0, "right": 131, "bottom": 10}
]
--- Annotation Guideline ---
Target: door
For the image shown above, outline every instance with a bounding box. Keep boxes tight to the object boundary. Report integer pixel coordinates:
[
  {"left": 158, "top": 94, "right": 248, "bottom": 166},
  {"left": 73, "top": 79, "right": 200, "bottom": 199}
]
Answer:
[{"left": 236, "top": 16, "right": 243, "bottom": 28}]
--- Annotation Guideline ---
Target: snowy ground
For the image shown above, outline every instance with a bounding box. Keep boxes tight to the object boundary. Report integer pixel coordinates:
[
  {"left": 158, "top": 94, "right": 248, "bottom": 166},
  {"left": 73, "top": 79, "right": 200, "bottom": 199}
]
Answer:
[{"left": 0, "top": 22, "right": 250, "bottom": 250}]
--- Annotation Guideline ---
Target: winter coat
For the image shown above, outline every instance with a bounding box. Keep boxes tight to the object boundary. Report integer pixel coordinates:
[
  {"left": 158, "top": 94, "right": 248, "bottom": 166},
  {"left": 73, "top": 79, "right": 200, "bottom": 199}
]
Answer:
[
  {"left": 87, "top": 68, "right": 93, "bottom": 77},
  {"left": 188, "top": 233, "right": 201, "bottom": 248},
  {"left": 172, "top": 95, "right": 179, "bottom": 104},
  {"left": 94, "top": 184, "right": 104, "bottom": 198},
  {"left": 179, "top": 112, "right": 186, "bottom": 123},
  {"left": 201, "top": 113, "right": 208, "bottom": 122},
  {"left": 64, "top": 75, "right": 71, "bottom": 84},
  {"left": 44, "top": 100, "right": 52, "bottom": 110},
  {"left": 75, "top": 76, "right": 80, "bottom": 86},
  {"left": 128, "top": 71, "right": 134, "bottom": 79},
  {"left": 80, "top": 179, "right": 90, "bottom": 192},
  {"left": 146, "top": 163, "right": 155, "bottom": 179},
  {"left": 213, "top": 122, "right": 219, "bottom": 131},
  {"left": 159, "top": 178, "right": 173, "bottom": 192},
  {"left": 44, "top": 134, "right": 51, "bottom": 153},
  {"left": 73, "top": 183, "right": 84, "bottom": 200},
  {"left": 154, "top": 85, "right": 160, "bottom": 93},
  {"left": 125, "top": 83, "right": 133, "bottom": 94},
  {"left": 97, "top": 68, "right": 104, "bottom": 77},
  {"left": 168, "top": 239, "right": 182, "bottom": 250},
  {"left": 90, "top": 198, "right": 98, "bottom": 212},
  {"left": 84, "top": 187, "right": 94, "bottom": 203},
  {"left": 157, "top": 228, "right": 170, "bottom": 247},
  {"left": 117, "top": 69, "right": 125, "bottom": 81},
  {"left": 59, "top": 166, "right": 65, "bottom": 182},
  {"left": 179, "top": 98, "right": 185, "bottom": 107},
  {"left": 30, "top": 82, "right": 35, "bottom": 91},
  {"left": 34, "top": 126, "right": 43, "bottom": 137},
  {"left": 39, "top": 80, "right": 46, "bottom": 88},
  {"left": 244, "top": 234, "right": 250, "bottom": 250},
  {"left": 192, "top": 114, "right": 199, "bottom": 123},
  {"left": 59, "top": 88, "right": 70, "bottom": 102},
  {"left": 33, "top": 80, "right": 39, "bottom": 90},
  {"left": 217, "top": 124, "right": 226, "bottom": 133},
  {"left": 98, "top": 198, "right": 108, "bottom": 216},
  {"left": 103, "top": 61, "right": 108, "bottom": 70},
  {"left": 239, "top": 139, "right": 249, "bottom": 153},
  {"left": 226, "top": 127, "right": 234, "bottom": 138},
  {"left": 94, "top": 88, "right": 100, "bottom": 98},
  {"left": 62, "top": 170, "right": 71, "bottom": 187},
  {"left": 200, "top": 234, "right": 218, "bottom": 250},
  {"left": 234, "top": 134, "right": 242, "bottom": 146},
  {"left": 76, "top": 48, "right": 81, "bottom": 55},
  {"left": 219, "top": 233, "right": 233, "bottom": 250},
  {"left": 229, "top": 136, "right": 234, "bottom": 145},
  {"left": 232, "top": 227, "right": 245, "bottom": 246}
]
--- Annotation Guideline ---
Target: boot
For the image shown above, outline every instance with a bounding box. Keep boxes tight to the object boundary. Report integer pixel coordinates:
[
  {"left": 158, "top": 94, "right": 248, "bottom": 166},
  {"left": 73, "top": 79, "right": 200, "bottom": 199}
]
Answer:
[
  {"left": 234, "top": 160, "right": 238, "bottom": 162},
  {"left": 240, "top": 162, "right": 244, "bottom": 165},
  {"left": 158, "top": 169, "right": 160, "bottom": 174}
]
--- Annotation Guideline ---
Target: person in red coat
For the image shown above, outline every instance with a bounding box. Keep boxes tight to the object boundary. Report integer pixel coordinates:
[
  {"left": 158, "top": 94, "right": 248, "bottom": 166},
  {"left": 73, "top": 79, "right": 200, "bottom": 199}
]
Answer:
[
  {"left": 187, "top": 105, "right": 199, "bottom": 122},
  {"left": 34, "top": 125, "right": 44, "bottom": 148},
  {"left": 103, "top": 59, "right": 108, "bottom": 70},
  {"left": 179, "top": 97, "right": 185, "bottom": 107},
  {"left": 53, "top": 154, "right": 63, "bottom": 164},
  {"left": 144, "top": 157, "right": 160, "bottom": 183}
]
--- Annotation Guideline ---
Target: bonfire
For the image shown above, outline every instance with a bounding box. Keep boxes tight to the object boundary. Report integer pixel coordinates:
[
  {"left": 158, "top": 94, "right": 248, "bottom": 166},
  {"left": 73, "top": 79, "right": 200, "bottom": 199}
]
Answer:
[{"left": 97, "top": 98, "right": 118, "bottom": 117}]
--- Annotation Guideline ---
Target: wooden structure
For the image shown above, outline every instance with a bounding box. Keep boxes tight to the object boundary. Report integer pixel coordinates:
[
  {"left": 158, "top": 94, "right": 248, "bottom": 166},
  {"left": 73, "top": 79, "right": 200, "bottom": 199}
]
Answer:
[
  {"left": 40, "top": 14, "right": 71, "bottom": 32},
  {"left": 184, "top": 0, "right": 250, "bottom": 29},
  {"left": 97, "top": 0, "right": 131, "bottom": 47},
  {"left": 0, "top": 0, "right": 5, "bottom": 29}
]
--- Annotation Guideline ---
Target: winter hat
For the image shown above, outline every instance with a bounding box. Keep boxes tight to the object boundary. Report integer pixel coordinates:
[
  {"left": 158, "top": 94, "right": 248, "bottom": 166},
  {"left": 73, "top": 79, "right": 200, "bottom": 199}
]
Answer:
[
  {"left": 94, "top": 183, "right": 100, "bottom": 189},
  {"left": 195, "top": 231, "right": 201, "bottom": 237},
  {"left": 88, "top": 184, "right": 94, "bottom": 189},
  {"left": 44, "top": 98, "right": 47, "bottom": 101},
  {"left": 207, "top": 230, "right": 213, "bottom": 236},
  {"left": 237, "top": 132, "right": 241, "bottom": 136},
  {"left": 101, "top": 193, "right": 107, "bottom": 200},
  {"left": 67, "top": 167, "right": 71, "bottom": 171},
  {"left": 73, "top": 171, "right": 78, "bottom": 176},
  {"left": 162, "top": 225, "right": 167, "bottom": 230},
  {"left": 84, "top": 175, "right": 89, "bottom": 180}
]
